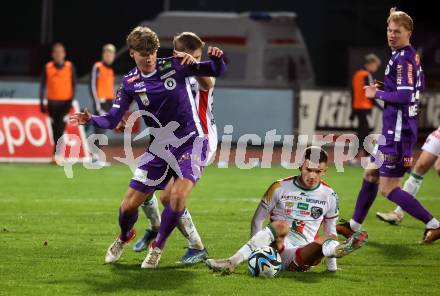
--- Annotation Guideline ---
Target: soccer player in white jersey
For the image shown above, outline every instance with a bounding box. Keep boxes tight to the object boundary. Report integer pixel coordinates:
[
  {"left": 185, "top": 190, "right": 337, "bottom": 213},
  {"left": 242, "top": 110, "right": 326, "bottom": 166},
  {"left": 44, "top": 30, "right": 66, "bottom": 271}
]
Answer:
[
  {"left": 377, "top": 126, "right": 440, "bottom": 224},
  {"left": 206, "top": 146, "right": 368, "bottom": 274},
  {"left": 133, "top": 32, "right": 218, "bottom": 263}
]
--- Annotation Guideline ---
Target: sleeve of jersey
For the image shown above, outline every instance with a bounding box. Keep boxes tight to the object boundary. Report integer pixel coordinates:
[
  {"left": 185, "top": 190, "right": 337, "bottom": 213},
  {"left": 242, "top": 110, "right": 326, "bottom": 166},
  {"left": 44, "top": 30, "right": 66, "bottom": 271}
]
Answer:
[
  {"left": 181, "top": 56, "right": 226, "bottom": 78},
  {"left": 323, "top": 191, "right": 339, "bottom": 236},
  {"left": 375, "top": 57, "right": 414, "bottom": 104},
  {"left": 89, "top": 83, "right": 132, "bottom": 129}
]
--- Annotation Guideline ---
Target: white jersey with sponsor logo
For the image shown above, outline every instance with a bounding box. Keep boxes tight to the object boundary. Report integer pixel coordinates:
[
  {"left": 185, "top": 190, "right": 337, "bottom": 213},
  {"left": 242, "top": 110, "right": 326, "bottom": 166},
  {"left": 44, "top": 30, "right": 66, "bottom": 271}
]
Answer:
[
  {"left": 261, "top": 176, "right": 339, "bottom": 245},
  {"left": 189, "top": 77, "right": 218, "bottom": 162}
]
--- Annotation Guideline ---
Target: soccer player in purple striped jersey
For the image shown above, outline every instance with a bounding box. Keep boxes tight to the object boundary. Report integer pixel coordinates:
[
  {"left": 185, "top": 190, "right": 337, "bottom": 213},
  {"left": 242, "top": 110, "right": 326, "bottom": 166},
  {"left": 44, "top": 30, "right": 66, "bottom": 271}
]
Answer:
[
  {"left": 336, "top": 8, "right": 440, "bottom": 243},
  {"left": 69, "top": 26, "right": 226, "bottom": 268}
]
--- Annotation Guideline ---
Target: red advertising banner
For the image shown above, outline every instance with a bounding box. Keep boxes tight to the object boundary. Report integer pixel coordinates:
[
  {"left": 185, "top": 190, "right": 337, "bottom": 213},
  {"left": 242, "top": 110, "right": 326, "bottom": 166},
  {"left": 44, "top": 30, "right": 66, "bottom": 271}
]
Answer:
[{"left": 0, "top": 99, "right": 90, "bottom": 162}]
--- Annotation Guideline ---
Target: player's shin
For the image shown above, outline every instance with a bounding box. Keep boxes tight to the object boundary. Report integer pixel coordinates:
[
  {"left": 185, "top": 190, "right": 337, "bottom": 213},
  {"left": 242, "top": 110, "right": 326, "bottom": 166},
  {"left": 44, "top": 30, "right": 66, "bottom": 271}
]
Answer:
[
  {"left": 141, "top": 193, "right": 161, "bottom": 232},
  {"left": 177, "top": 209, "right": 204, "bottom": 250},
  {"left": 387, "top": 188, "right": 438, "bottom": 227},
  {"left": 395, "top": 172, "right": 424, "bottom": 215},
  {"left": 229, "top": 226, "right": 275, "bottom": 266},
  {"left": 351, "top": 179, "right": 379, "bottom": 230},
  {"left": 153, "top": 204, "right": 185, "bottom": 249},
  {"left": 118, "top": 207, "right": 138, "bottom": 241}
]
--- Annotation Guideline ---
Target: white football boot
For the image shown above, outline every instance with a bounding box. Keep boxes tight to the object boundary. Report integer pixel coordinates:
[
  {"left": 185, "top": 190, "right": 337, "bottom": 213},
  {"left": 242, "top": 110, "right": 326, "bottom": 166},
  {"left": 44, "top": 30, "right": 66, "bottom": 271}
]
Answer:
[
  {"left": 141, "top": 245, "right": 163, "bottom": 268},
  {"left": 376, "top": 211, "right": 404, "bottom": 225},
  {"left": 105, "top": 229, "right": 136, "bottom": 263}
]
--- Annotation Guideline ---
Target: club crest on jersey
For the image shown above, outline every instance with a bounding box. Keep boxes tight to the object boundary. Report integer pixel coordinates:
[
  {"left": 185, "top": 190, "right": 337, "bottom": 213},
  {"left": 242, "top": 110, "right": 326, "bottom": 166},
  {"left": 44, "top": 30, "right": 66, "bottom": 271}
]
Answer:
[
  {"left": 164, "top": 77, "right": 176, "bottom": 90},
  {"left": 139, "top": 92, "right": 149, "bottom": 106},
  {"left": 310, "top": 206, "right": 323, "bottom": 219}
]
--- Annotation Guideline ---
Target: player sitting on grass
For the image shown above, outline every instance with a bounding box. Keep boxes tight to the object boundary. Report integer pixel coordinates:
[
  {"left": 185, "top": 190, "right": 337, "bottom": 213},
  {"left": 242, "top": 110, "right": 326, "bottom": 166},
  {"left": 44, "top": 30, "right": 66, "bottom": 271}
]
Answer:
[
  {"left": 377, "top": 126, "right": 440, "bottom": 224},
  {"left": 133, "top": 32, "right": 218, "bottom": 264},
  {"left": 206, "top": 146, "right": 368, "bottom": 274}
]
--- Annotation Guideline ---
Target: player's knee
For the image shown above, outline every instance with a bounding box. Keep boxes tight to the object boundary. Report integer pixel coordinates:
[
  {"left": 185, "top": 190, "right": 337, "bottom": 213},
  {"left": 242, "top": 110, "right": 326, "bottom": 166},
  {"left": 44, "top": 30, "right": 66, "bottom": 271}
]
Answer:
[
  {"left": 270, "top": 221, "right": 289, "bottom": 237},
  {"left": 363, "top": 170, "right": 379, "bottom": 183},
  {"left": 160, "top": 192, "right": 169, "bottom": 206}
]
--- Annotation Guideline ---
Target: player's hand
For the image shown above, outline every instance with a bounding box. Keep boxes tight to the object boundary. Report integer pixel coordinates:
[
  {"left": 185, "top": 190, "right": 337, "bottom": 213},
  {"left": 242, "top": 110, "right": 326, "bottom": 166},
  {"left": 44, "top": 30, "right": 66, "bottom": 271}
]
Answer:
[
  {"left": 40, "top": 103, "right": 47, "bottom": 113},
  {"left": 364, "top": 84, "right": 377, "bottom": 98},
  {"left": 374, "top": 80, "right": 384, "bottom": 90},
  {"left": 114, "top": 118, "right": 127, "bottom": 133},
  {"left": 174, "top": 50, "right": 197, "bottom": 65},
  {"left": 69, "top": 107, "right": 92, "bottom": 125},
  {"left": 208, "top": 46, "right": 223, "bottom": 58}
]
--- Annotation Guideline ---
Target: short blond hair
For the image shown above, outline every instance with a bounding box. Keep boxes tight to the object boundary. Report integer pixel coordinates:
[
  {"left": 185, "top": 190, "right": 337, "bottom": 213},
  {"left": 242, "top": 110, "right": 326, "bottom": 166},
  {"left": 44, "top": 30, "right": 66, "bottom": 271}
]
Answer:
[
  {"left": 387, "top": 7, "right": 413, "bottom": 32},
  {"left": 126, "top": 26, "right": 160, "bottom": 54},
  {"left": 365, "top": 53, "right": 381, "bottom": 66},
  {"left": 102, "top": 43, "right": 116, "bottom": 53},
  {"left": 173, "top": 32, "right": 205, "bottom": 52}
]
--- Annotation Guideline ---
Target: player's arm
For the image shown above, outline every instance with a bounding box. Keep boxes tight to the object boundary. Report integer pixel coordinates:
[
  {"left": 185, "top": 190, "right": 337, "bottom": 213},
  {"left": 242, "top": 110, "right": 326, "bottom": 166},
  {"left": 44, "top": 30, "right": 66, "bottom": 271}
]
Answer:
[
  {"left": 178, "top": 46, "right": 226, "bottom": 78},
  {"left": 39, "top": 68, "right": 47, "bottom": 113},
  {"left": 71, "top": 63, "right": 77, "bottom": 100},
  {"left": 323, "top": 191, "right": 339, "bottom": 237},
  {"left": 69, "top": 83, "right": 132, "bottom": 129},
  {"left": 196, "top": 77, "right": 215, "bottom": 91},
  {"left": 367, "top": 58, "right": 414, "bottom": 104},
  {"left": 89, "top": 63, "right": 101, "bottom": 113},
  {"left": 251, "top": 182, "right": 280, "bottom": 237}
]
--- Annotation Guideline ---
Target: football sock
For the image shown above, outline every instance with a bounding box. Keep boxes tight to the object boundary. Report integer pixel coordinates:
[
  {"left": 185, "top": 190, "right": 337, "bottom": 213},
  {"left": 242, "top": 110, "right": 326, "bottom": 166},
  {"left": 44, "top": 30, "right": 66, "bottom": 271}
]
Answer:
[
  {"left": 140, "top": 194, "right": 161, "bottom": 232},
  {"left": 352, "top": 179, "right": 378, "bottom": 224},
  {"left": 325, "top": 257, "right": 337, "bottom": 271},
  {"left": 426, "top": 218, "right": 440, "bottom": 229},
  {"left": 322, "top": 239, "right": 340, "bottom": 257},
  {"left": 177, "top": 209, "right": 204, "bottom": 250},
  {"left": 153, "top": 204, "right": 185, "bottom": 249},
  {"left": 387, "top": 188, "right": 433, "bottom": 224},
  {"left": 230, "top": 226, "right": 275, "bottom": 266},
  {"left": 395, "top": 172, "right": 424, "bottom": 215},
  {"left": 349, "top": 219, "right": 362, "bottom": 232},
  {"left": 118, "top": 207, "right": 138, "bottom": 242}
]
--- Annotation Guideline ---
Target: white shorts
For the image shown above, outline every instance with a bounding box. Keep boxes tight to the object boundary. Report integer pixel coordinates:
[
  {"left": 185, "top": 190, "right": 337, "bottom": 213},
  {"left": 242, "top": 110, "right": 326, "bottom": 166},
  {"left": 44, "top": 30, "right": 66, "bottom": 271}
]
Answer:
[{"left": 422, "top": 128, "right": 440, "bottom": 157}]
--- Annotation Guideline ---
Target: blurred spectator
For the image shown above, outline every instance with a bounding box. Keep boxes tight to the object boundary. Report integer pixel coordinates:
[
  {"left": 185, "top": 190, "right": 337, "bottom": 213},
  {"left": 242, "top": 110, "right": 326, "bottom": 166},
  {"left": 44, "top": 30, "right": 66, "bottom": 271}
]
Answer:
[
  {"left": 351, "top": 53, "right": 381, "bottom": 158},
  {"left": 89, "top": 44, "right": 116, "bottom": 165},
  {"left": 39, "top": 43, "right": 77, "bottom": 159}
]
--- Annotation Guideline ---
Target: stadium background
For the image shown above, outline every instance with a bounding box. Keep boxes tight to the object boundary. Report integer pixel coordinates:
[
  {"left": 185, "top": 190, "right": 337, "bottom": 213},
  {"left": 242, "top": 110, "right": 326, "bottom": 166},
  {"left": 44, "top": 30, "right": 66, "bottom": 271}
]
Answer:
[{"left": 1, "top": 1, "right": 440, "bottom": 295}]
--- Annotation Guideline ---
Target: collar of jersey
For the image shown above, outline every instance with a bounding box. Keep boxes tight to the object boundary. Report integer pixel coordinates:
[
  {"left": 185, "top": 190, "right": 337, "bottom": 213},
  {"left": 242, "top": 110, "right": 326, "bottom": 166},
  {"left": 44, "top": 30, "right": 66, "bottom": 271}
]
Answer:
[
  {"left": 293, "top": 176, "right": 320, "bottom": 191},
  {"left": 139, "top": 69, "right": 157, "bottom": 78}
]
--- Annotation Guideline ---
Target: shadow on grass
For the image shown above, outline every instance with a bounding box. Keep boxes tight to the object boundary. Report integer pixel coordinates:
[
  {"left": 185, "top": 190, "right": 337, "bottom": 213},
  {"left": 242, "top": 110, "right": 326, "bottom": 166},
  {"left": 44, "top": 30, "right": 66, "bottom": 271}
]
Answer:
[
  {"left": 366, "top": 241, "right": 421, "bottom": 260},
  {"left": 82, "top": 263, "right": 196, "bottom": 294},
  {"left": 277, "top": 269, "right": 339, "bottom": 283}
]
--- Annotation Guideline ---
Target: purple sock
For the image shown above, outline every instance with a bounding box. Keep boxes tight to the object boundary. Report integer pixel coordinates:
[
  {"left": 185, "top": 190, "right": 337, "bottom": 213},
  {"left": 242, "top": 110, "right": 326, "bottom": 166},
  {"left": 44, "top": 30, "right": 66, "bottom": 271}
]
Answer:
[
  {"left": 153, "top": 204, "right": 185, "bottom": 249},
  {"left": 118, "top": 207, "right": 138, "bottom": 241},
  {"left": 387, "top": 188, "right": 433, "bottom": 223},
  {"left": 352, "top": 179, "right": 378, "bottom": 224}
]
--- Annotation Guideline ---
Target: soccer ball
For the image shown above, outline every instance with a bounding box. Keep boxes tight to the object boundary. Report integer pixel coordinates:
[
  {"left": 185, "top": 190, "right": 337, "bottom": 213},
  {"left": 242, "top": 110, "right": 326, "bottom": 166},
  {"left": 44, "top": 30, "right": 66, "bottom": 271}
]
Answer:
[{"left": 248, "top": 246, "right": 282, "bottom": 278}]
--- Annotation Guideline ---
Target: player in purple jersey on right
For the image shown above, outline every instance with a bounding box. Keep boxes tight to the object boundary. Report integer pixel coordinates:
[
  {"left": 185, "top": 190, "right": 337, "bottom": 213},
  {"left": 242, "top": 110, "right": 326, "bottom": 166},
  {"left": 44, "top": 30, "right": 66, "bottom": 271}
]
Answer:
[
  {"left": 69, "top": 26, "right": 226, "bottom": 268},
  {"left": 337, "top": 8, "right": 440, "bottom": 243}
]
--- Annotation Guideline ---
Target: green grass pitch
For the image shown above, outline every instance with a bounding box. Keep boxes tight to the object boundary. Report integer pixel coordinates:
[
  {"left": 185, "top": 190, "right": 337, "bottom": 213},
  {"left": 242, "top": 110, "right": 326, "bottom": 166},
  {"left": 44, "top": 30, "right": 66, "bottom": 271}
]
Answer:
[{"left": 1, "top": 164, "right": 439, "bottom": 295}]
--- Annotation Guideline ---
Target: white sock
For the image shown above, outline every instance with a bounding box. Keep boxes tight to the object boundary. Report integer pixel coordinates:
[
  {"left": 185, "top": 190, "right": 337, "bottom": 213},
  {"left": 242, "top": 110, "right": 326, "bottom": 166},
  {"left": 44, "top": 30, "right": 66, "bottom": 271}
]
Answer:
[
  {"left": 325, "top": 257, "right": 338, "bottom": 271},
  {"left": 177, "top": 209, "right": 204, "bottom": 250},
  {"left": 322, "top": 239, "right": 340, "bottom": 258},
  {"left": 141, "top": 194, "right": 161, "bottom": 232},
  {"left": 396, "top": 173, "right": 424, "bottom": 215},
  {"left": 349, "top": 219, "right": 361, "bottom": 232},
  {"left": 426, "top": 218, "right": 440, "bottom": 229},
  {"left": 229, "top": 226, "right": 275, "bottom": 266}
]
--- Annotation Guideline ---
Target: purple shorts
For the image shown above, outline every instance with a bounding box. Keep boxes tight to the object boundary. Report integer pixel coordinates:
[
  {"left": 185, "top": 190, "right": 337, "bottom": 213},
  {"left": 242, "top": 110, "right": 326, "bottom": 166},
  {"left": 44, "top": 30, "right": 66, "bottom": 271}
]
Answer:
[
  {"left": 371, "top": 140, "right": 414, "bottom": 178},
  {"left": 129, "top": 137, "right": 208, "bottom": 194}
]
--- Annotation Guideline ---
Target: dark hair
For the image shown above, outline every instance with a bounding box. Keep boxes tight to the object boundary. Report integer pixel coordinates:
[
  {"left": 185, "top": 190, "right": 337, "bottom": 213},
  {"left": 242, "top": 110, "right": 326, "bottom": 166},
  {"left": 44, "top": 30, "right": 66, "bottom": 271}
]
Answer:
[
  {"left": 52, "top": 42, "right": 65, "bottom": 51},
  {"left": 303, "top": 146, "right": 328, "bottom": 164},
  {"left": 173, "top": 32, "right": 205, "bottom": 52},
  {"left": 126, "top": 26, "right": 160, "bottom": 55}
]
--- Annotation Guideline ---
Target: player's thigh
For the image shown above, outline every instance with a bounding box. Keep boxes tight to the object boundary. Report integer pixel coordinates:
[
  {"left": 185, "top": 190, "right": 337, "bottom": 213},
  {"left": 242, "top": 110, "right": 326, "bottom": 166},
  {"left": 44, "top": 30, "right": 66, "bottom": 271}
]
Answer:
[
  {"left": 379, "top": 176, "right": 401, "bottom": 197},
  {"left": 413, "top": 151, "right": 438, "bottom": 176},
  {"left": 434, "top": 157, "right": 440, "bottom": 176}
]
